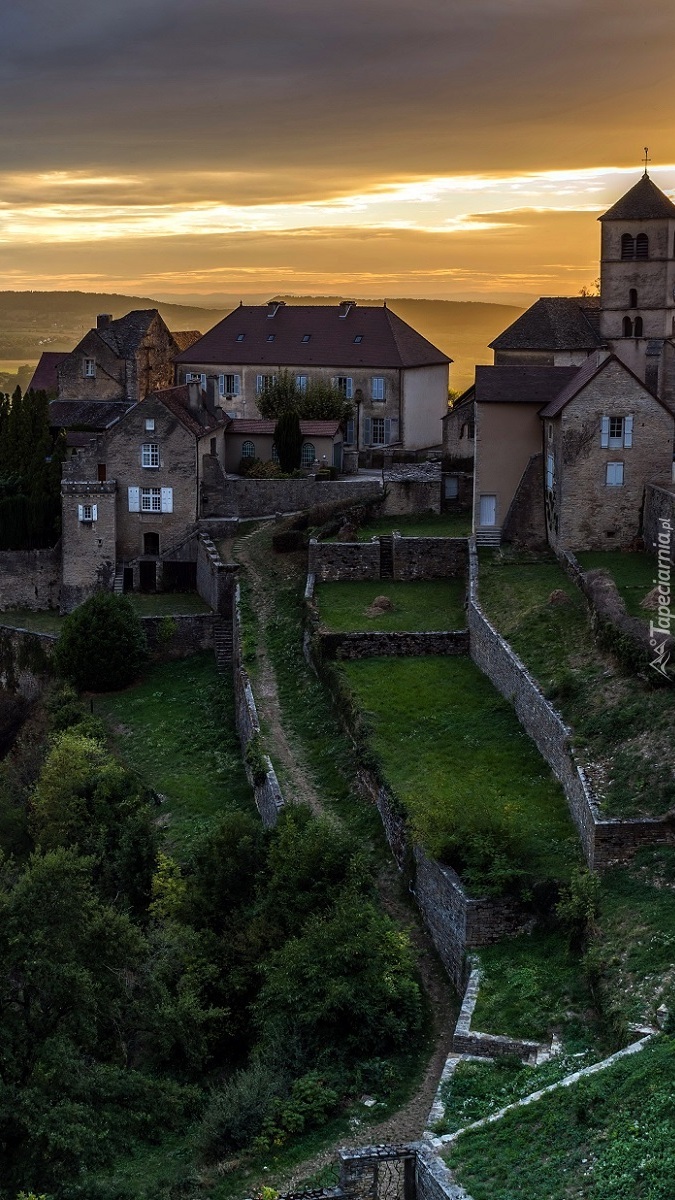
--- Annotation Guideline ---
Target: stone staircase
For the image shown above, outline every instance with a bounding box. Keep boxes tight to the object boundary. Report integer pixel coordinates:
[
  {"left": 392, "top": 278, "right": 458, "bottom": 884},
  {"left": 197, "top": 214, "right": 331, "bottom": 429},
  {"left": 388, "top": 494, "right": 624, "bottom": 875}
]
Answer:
[
  {"left": 474, "top": 528, "right": 502, "bottom": 548},
  {"left": 113, "top": 567, "right": 125, "bottom": 595},
  {"left": 213, "top": 617, "right": 234, "bottom": 672},
  {"left": 379, "top": 535, "right": 394, "bottom": 578}
]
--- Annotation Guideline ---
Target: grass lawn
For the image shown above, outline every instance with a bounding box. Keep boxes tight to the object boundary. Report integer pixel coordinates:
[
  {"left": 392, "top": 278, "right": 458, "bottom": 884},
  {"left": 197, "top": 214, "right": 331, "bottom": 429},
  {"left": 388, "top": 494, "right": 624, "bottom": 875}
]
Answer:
[
  {"left": 471, "top": 929, "right": 601, "bottom": 1047},
  {"left": 338, "top": 656, "right": 580, "bottom": 894},
  {"left": 478, "top": 552, "right": 675, "bottom": 819},
  {"left": 129, "top": 591, "right": 211, "bottom": 616},
  {"left": 576, "top": 549, "right": 656, "bottom": 619},
  {"left": 329, "top": 512, "right": 472, "bottom": 540},
  {"left": 95, "top": 652, "right": 253, "bottom": 855},
  {"left": 446, "top": 1036, "right": 675, "bottom": 1200},
  {"left": 316, "top": 579, "right": 467, "bottom": 631},
  {"left": 0, "top": 608, "right": 62, "bottom": 635}
]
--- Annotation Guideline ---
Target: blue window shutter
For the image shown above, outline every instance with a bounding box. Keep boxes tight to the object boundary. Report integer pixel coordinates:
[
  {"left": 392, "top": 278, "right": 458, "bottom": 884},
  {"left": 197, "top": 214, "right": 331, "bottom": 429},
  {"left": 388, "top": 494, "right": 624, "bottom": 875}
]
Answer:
[
  {"left": 600, "top": 416, "right": 610, "bottom": 448},
  {"left": 91, "top": 504, "right": 98, "bottom": 521},
  {"left": 345, "top": 418, "right": 355, "bottom": 445},
  {"left": 234, "top": 374, "right": 241, "bottom": 395},
  {"left": 218, "top": 374, "right": 225, "bottom": 395},
  {"left": 364, "top": 417, "right": 372, "bottom": 446},
  {"left": 624, "top": 415, "right": 633, "bottom": 447}
]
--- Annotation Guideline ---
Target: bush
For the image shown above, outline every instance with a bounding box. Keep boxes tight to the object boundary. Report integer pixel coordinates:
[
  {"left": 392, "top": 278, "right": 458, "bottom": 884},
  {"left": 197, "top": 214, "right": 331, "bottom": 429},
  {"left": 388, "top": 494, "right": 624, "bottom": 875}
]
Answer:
[
  {"left": 196, "top": 1061, "right": 285, "bottom": 1160},
  {"left": 54, "top": 592, "right": 148, "bottom": 692}
]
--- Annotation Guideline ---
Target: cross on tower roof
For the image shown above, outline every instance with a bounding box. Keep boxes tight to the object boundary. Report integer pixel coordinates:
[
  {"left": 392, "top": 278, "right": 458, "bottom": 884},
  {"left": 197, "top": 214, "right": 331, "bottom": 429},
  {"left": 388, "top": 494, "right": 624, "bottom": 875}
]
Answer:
[{"left": 643, "top": 146, "right": 651, "bottom": 176}]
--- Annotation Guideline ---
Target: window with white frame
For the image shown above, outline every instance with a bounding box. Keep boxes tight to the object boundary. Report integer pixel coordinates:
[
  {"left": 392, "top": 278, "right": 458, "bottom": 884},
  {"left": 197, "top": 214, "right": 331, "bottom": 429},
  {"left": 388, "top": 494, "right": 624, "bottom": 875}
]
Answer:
[
  {"left": 219, "top": 374, "right": 241, "bottom": 396},
  {"left": 241, "top": 440, "right": 256, "bottom": 458},
  {"left": 335, "top": 376, "right": 353, "bottom": 399},
  {"left": 141, "top": 487, "right": 162, "bottom": 511},
  {"left": 301, "top": 442, "right": 316, "bottom": 467},
  {"left": 78, "top": 503, "right": 97, "bottom": 522},
  {"left": 83, "top": 358, "right": 96, "bottom": 378},
  {"left": 371, "top": 417, "right": 385, "bottom": 446},
  {"left": 296, "top": 375, "right": 308, "bottom": 391},
  {"left": 601, "top": 415, "right": 633, "bottom": 449},
  {"left": 606, "top": 461, "right": 624, "bottom": 486},
  {"left": 371, "top": 376, "right": 385, "bottom": 401},
  {"left": 256, "top": 374, "right": 277, "bottom": 394},
  {"left": 145, "top": 418, "right": 155, "bottom": 432},
  {"left": 141, "top": 443, "right": 159, "bottom": 468}
]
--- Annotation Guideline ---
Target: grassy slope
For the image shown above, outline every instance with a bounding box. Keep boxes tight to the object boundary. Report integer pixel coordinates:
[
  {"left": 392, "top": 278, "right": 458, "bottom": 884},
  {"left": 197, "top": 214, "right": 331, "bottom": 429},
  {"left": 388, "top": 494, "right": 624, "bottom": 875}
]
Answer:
[
  {"left": 447, "top": 1036, "right": 675, "bottom": 1200},
  {"left": 339, "top": 656, "right": 579, "bottom": 885},
  {"left": 95, "top": 652, "right": 253, "bottom": 854},
  {"left": 316, "top": 579, "right": 467, "bottom": 632},
  {"left": 478, "top": 552, "right": 675, "bottom": 818},
  {"left": 576, "top": 550, "right": 656, "bottom": 619}
]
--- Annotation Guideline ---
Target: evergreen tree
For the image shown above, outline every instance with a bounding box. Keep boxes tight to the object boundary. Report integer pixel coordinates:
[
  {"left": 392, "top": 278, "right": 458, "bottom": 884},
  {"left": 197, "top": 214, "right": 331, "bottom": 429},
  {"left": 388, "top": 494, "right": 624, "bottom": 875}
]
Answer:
[{"left": 274, "top": 409, "right": 303, "bottom": 472}]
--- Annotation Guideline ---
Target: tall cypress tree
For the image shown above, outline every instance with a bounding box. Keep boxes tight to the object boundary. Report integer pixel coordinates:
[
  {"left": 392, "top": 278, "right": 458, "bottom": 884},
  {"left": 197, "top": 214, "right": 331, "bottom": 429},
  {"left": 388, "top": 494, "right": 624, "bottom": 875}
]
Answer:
[{"left": 274, "top": 410, "right": 303, "bottom": 473}]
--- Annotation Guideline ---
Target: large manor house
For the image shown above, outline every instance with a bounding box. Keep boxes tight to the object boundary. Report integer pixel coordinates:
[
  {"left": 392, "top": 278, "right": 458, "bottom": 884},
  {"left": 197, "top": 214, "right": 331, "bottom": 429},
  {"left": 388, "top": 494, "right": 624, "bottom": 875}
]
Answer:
[{"left": 23, "top": 171, "right": 675, "bottom": 609}]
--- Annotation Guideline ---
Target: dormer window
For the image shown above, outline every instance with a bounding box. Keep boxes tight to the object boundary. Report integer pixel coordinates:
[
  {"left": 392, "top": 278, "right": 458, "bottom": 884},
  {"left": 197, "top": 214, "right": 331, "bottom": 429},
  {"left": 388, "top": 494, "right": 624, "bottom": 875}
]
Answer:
[
  {"left": 302, "top": 334, "right": 311, "bottom": 342},
  {"left": 83, "top": 358, "right": 96, "bottom": 378},
  {"left": 354, "top": 335, "right": 363, "bottom": 343},
  {"left": 267, "top": 333, "right": 276, "bottom": 342},
  {"left": 236, "top": 333, "right": 245, "bottom": 341}
]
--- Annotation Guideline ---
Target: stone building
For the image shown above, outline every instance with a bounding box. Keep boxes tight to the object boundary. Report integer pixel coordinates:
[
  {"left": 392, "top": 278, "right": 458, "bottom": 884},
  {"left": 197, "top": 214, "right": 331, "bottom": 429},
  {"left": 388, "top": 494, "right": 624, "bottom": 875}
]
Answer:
[
  {"left": 60, "top": 383, "right": 224, "bottom": 610},
  {"left": 174, "top": 299, "right": 450, "bottom": 457},
  {"left": 49, "top": 310, "right": 201, "bottom": 446},
  {"left": 223, "top": 419, "right": 343, "bottom": 473}
]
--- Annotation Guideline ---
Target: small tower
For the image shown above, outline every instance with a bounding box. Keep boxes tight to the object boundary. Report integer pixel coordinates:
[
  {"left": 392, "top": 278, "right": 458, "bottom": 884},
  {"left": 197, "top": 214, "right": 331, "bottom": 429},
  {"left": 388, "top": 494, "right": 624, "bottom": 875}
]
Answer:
[{"left": 599, "top": 162, "right": 675, "bottom": 403}]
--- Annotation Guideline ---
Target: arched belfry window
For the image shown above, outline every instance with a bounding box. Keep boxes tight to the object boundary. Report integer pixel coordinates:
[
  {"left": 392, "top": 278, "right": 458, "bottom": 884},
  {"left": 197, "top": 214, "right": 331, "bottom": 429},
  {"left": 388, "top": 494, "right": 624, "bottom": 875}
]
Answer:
[
  {"left": 629, "top": 288, "right": 637, "bottom": 307},
  {"left": 635, "top": 233, "right": 649, "bottom": 259},
  {"left": 634, "top": 316, "right": 643, "bottom": 337},
  {"left": 623, "top": 316, "right": 633, "bottom": 337},
  {"left": 621, "top": 234, "right": 635, "bottom": 260}
]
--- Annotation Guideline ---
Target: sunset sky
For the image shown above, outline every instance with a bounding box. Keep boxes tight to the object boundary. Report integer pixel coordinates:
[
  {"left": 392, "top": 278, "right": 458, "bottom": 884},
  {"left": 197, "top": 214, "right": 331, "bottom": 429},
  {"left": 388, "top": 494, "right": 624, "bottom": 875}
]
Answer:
[{"left": 2, "top": 0, "right": 675, "bottom": 303}]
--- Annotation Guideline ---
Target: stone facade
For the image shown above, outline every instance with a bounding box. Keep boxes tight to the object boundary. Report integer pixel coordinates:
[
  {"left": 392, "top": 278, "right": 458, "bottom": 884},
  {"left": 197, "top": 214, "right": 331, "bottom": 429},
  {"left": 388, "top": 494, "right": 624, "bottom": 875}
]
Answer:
[
  {"left": 501, "top": 453, "right": 547, "bottom": 549},
  {"left": 214, "top": 477, "right": 381, "bottom": 519},
  {"left": 309, "top": 537, "right": 468, "bottom": 583},
  {"left": 380, "top": 464, "right": 442, "bottom": 517},
  {"left": 60, "top": 481, "right": 117, "bottom": 612},
  {"left": 0, "top": 546, "right": 61, "bottom": 611},
  {"left": 545, "top": 357, "right": 674, "bottom": 551},
  {"left": 318, "top": 631, "right": 469, "bottom": 660},
  {"left": 57, "top": 311, "right": 182, "bottom": 405},
  {"left": 644, "top": 483, "right": 675, "bottom": 563}
]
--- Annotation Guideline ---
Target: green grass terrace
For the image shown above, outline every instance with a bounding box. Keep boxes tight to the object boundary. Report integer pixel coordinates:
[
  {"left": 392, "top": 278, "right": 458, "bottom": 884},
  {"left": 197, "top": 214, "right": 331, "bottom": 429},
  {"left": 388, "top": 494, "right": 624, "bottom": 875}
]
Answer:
[
  {"left": 477, "top": 551, "right": 675, "bottom": 819},
  {"left": 575, "top": 549, "right": 656, "bottom": 619},
  {"left": 316, "top": 579, "right": 467, "bottom": 632},
  {"left": 0, "top": 592, "right": 210, "bottom": 636},
  {"left": 326, "top": 511, "right": 472, "bottom": 541},
  {"left": 338, "top": 656, "right": 580, "bottom": 897}
]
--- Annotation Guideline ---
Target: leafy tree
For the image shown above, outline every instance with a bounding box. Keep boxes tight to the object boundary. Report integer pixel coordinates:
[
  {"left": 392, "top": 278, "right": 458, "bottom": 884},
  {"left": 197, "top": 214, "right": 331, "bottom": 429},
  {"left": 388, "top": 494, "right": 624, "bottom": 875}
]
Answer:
[
  {"left": 257, "top": 369, "right": 353, "bottom": 423},
  {"left": 54, "top": 592, "right": 148, "bottom": 692},
  {"left": 274, "top": 410, "right": 303, "bottom": 472}
]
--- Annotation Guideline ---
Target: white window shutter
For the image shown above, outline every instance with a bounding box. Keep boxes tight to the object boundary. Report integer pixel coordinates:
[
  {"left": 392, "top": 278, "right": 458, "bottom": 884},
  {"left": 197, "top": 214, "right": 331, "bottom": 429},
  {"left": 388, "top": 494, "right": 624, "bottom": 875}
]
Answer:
[
  {"left": 128, "top": 486, "right": 140, "bottom": 512},
  {"left": 234, "top": 374, "right": 241, "bottom": 395},
  {"left": 160, "top": 487, "right": 173, "bottom": 513},
  {"left": 624, "top": 415, "right": 633, "bottom": 447},
  {"left": 385, "top": 418, "right": 399, "bottom": 444},
  {"left": 78, "top": 504, "right": 84, "bottom": 521},
  {"left": 600, "top": 416, "right": 610, "bottom": 448},
  {"left": 364, "top": 417, "right": 372, "bottom": 446},
  {"left": 91, "top": 504, "right": 98, "bottom": 521}
]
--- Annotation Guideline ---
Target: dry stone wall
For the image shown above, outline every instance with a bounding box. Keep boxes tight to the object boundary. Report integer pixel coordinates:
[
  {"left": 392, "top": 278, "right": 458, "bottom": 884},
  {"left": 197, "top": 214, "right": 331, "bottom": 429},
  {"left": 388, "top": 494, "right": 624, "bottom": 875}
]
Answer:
[
  {"left": 318, "top": 630, "right": 469, "bottom": 660},
  {"left": 0, "top": 625, "right": 55, "bottom": 699},
  {"left": 220, "top": 478, "right": 381, "bottom": 518},
  {"left": 232, "top": 583, "right": 284, "bottom": 827},
  {"left": 0, "top": 546, "right": 61, "bottom": 612},
  {"left": 140, "top": 614, "right": 215, "bottom": 659},
  {"left": 309, "top": 536, "right": 468, "bottom": 583}
]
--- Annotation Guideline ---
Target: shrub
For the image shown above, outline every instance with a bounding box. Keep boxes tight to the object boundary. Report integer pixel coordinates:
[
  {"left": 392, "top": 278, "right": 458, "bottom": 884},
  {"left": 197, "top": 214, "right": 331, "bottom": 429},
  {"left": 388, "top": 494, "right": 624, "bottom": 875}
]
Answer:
[
  {"left": 196, "top": 1060, "right": 286, "bottom": 1159},
  {"left": 54, "top": 592, "right": 148, "bottom": 692},
  {"left": 244, "top": 733, "right": 268, "bottom": 785}
]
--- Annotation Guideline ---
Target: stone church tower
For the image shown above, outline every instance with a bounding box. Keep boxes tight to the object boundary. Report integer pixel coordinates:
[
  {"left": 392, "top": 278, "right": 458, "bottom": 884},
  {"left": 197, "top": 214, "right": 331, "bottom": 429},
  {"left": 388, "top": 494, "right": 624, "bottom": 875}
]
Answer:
[{"left": 599, "top": 171, "right": 675, "bottom": 406}]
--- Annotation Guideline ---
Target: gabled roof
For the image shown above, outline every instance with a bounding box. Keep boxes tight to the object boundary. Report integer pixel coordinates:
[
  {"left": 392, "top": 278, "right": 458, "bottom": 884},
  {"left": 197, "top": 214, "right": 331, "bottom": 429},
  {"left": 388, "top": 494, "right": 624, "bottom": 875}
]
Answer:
[
  {"left": 489, "top": 297, "right": 604, "bottom": 352},
  {"left": 49, "top": 398, "right": 134, "bottom": 430},
  {"left": 174, "top": 303, "right": 451, "bottom": 369},
  {"left": 96, "top": 309, "right": 159, "bottom": 357},
  {"left": 150, "top": 385, "right": 224, "bottom": 438},
  {"left": 599, "top": 174, "right": 675, "bottom": 222},
  {"left": 474, "top": 364, "right": 578, "bottom": 406},
  {"left": 28, "top": 351, "right": 68, "bottom": 393},
  {"left": 540, "top": 352, "right": 675, "bottom": 419},
  {"left": 226, "top": 418, "right": 341, "bottom": 437},
  {"left": 171, "top": 330, "right": 203, "bottom": 352}
]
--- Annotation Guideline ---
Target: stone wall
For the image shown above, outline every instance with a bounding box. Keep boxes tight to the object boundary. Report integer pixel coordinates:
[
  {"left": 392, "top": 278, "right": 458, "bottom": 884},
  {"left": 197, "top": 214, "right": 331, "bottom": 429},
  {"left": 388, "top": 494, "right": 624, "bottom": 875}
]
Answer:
[
  {"left": 196, "top": 533, "right": 238, "bottom": 614},
  {"left": 218, "top": 478, "right": 381, "bottom": 518},
  {"left": 379, "top": 465, "right": 441, "bottom": 516},
  {"left": 0, "top": 545, "right": 61, "bottom": 612},
  {"left": 232, "top": 583, "right": 284, "bottom": 827},
  {"left": 140, "top": 613, "right": 215, "bottom": 659},
  {"left": 309, "top": 536, "right": 468, "bottom": 583},
  {"left": 415, "top": 1143, "right": 473, "bottom": 1200},
  {"left": 0, "top": 625, "right": 55, "bottom": 699},
  {"left": 501, "top": 453, "right": 547, "bottom": 549},
  {"left": 318, "top": 631, "right": 469, "bottom": 660},
  {"left": 468, "top": 540, "right": 675, "bottom": 868}
]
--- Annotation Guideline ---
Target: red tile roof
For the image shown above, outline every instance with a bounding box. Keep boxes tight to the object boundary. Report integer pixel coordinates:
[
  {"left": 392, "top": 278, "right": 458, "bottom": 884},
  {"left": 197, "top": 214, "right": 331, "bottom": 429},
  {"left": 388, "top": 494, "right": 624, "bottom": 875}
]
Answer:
[
  {"left": 28, "top": 352, "right": 68, "bottom": 393},
  {"left": 171, "top": 330, "right": 202, "bottom": 351},
  {"left": 227, "top": 418, "right": 341, "bottom": 437},
  {"left": 174, "top": 303, "right": 450, "bottom": 369}
]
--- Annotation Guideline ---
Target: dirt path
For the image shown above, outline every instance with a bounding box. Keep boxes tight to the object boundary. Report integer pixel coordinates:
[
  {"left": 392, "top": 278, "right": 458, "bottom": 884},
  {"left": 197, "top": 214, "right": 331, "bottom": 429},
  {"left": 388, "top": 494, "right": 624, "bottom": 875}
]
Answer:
[{"left": 232, "top": 527, "right": 458, "bottom": 1192}]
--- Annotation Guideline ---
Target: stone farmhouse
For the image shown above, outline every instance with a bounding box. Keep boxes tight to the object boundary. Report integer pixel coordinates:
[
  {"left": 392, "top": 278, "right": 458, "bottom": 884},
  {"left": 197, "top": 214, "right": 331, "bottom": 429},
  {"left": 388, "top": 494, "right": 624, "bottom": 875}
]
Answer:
[
  {"left": 445, "top": 172, "right": 675, "bottom": 550},
  {"left": 174, "top": 299, "right": 450, "bottom": 458}
]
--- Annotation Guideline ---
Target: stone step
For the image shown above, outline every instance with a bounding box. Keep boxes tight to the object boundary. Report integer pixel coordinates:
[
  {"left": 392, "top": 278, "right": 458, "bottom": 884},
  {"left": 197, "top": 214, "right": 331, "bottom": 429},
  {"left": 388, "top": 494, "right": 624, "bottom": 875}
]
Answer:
[{"left": 475, "top": 529, "right": 502, "bottom": 548}]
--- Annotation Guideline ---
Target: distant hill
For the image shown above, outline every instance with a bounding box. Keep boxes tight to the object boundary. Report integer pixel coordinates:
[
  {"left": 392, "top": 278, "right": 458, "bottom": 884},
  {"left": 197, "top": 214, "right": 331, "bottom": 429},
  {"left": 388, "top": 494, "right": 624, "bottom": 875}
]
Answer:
[{"left": 0, "top": 290, "right": 523, "bottom": 394}]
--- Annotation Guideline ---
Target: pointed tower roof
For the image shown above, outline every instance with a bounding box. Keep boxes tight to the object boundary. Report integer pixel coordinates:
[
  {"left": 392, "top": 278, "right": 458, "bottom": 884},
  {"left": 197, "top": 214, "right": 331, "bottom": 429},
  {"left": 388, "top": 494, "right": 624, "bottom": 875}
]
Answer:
[{"left": 599, "top": 173, "right": 675, "bottom": 221}]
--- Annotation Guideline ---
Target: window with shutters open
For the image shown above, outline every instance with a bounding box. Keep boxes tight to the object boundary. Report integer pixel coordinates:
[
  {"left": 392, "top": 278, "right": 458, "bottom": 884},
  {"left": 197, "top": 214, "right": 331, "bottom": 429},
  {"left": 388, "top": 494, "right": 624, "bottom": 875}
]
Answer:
[
  {"left": 601, "top": 415, "right": 633, "bottom": 449},
  {"left": 219, "top": 374, "right": 241, "bottom": 396},
  {"left": 78, "top": 503, "right": 97, "bottom": 522}
]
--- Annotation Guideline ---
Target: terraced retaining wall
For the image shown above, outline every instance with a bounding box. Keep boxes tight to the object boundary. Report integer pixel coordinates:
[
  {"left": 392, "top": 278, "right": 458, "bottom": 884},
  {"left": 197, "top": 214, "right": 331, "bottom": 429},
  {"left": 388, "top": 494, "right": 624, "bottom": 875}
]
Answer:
[
  {"left": 318, "top": 630, "right": 469, "bottom": 660},
  {"left": 309, "top": 536, "right": 468, "bottom": 583},
  {"left": 232, "top": 582, "right": 284, "bottom": 827},
  {"left": 467, "top": 540, "right": 675, "bottom": 868}
]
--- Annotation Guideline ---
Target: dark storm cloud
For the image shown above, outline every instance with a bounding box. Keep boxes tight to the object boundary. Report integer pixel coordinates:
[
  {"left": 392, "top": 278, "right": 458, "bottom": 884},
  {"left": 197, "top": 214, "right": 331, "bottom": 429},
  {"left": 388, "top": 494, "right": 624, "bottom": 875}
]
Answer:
[{"left": 2, "top": 0, "right": 674, "bottom": 186}]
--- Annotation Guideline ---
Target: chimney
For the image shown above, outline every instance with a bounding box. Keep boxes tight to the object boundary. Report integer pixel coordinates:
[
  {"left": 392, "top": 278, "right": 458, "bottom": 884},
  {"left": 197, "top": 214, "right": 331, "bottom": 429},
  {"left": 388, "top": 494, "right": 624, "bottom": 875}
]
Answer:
[
  {"left": 338, "top": 300, "right": 356, "bottom": 319},
  {"left": 205, "top": 375, "right": 219, "bottom": 414},
  {"left": 267, "top": 300, "right": 286, "bottom": 318},
  {"left": 97, "top": 313, "right": 112, "bottom": 329},
  {"left": 187, "top": 381, "right": 202, "bottom": 411}
]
